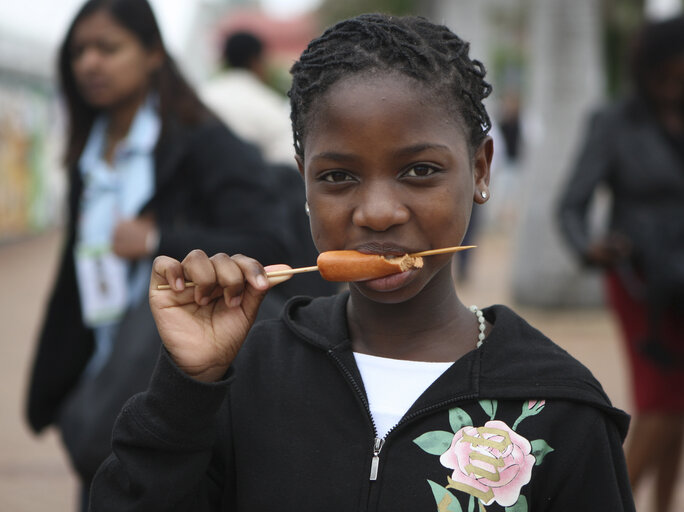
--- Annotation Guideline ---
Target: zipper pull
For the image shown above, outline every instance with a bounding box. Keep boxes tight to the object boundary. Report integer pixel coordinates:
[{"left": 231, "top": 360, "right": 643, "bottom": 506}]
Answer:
[{"left": 369, "top": 437, "right": 385, "bottom": 481}]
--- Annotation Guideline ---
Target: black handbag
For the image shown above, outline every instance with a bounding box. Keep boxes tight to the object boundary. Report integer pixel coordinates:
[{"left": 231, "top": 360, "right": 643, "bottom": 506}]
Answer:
[{"left": 57, "top": 297, "right": 162, "bottom": 483}]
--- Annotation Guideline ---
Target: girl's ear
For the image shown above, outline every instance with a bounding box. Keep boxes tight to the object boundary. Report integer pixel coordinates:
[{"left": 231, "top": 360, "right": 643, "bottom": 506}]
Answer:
[
  {"left": 295, "top": 154, "right": 305, "bottom": 179},
  {"left": 473, "top": 136, "right": 493, "bottom": 204}
]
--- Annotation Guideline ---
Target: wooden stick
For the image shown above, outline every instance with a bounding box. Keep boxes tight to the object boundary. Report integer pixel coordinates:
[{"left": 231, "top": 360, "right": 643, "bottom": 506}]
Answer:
[
  {"left": 157, "top": 282, "right": 195, "bottom": 290},
  {"left": 156, "top": 246, "right": 476, "bottom": 289},
  {"left": 264, "top": 265, "right": 319, "bottom": 277},
  {"left": 410, "top": 245, "right": 476, "bottom": 257}
]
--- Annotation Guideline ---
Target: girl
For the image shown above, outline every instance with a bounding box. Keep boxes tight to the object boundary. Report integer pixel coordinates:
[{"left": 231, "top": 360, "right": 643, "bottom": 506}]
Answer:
[
  {"left": 90, "top": 14, "right": 635, "bottom": 511},
  {"left": 25, "top": 0, "right": 289, "bottom": 508}
]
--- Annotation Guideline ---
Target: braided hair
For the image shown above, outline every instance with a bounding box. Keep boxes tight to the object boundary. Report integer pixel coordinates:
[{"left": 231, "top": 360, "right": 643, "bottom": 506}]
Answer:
[{"left": 289, "top": 13, "right": 492, "bottom": 159}]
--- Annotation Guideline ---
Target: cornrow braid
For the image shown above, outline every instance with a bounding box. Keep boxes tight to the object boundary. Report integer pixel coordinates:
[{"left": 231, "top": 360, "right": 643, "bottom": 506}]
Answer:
[{"left": 288, "top": 13, "right": 492, "bottom": 158}]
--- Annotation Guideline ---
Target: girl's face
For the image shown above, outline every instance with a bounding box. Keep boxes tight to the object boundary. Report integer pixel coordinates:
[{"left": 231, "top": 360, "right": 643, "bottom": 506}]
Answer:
[
  {"left": 297, "top": 72, "right": 491, "bottom": 303},
  {"left": 69, "top": 10, "right": 162, "bottom": 110}
]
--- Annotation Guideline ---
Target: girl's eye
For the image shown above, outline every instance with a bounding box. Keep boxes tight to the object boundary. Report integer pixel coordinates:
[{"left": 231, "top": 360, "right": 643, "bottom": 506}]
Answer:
[
  {"left": 321, "top": 171, "right": 354, "bottom": 183},
  {"left": 404, "top": 165, "right": 437, "bottom": 178}
]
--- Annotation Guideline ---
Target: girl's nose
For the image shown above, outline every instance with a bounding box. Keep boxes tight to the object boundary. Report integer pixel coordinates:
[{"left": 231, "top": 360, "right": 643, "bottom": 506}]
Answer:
[{"left": 352, "top": 182, "right": 410, "bottom": 232}]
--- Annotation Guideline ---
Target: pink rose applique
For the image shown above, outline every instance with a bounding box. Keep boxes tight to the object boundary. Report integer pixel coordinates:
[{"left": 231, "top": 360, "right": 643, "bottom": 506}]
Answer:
[{"left": 439, "top": 420, "right": 535, "bottom": 507}]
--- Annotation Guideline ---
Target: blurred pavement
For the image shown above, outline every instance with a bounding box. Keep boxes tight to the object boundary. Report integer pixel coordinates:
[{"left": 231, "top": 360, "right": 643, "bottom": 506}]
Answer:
[{"left": 0, "top": 227, "right": 681, "bottom": 511}]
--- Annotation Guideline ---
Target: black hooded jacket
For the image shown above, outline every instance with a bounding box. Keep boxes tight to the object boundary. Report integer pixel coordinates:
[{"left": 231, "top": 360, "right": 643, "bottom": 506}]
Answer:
[{"left": 90, "top": 293, "right": 635, "bottom": 511}]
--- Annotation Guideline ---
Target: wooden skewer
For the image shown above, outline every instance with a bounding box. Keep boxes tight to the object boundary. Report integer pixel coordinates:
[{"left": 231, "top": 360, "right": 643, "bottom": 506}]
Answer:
[
  {"left": 264, "top": 265, "right": 319, "bottom": 277},
  {"left": 410, "top": 245, "right": 476, "bottom": 257},
  {"left": 156, "top": 245, "right": 476, "bottom": 289}
]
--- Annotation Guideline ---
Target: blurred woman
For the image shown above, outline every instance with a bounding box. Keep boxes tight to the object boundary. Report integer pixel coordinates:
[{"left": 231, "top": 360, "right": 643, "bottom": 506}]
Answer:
[
  {"left": 24, "top": 0, "right": 289, "bottom": 509},
  {"left": 559, "top": 16, "right": 684, "bottom": 512}
]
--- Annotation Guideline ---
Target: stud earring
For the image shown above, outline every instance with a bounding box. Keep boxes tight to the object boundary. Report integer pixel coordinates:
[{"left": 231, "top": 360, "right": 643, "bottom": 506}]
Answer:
[
  {"left": 481, "top": 191, "right": 488, "bottom": 200},
  {"left": 305, "top": 201, "right": 310, "bottom": 216}
]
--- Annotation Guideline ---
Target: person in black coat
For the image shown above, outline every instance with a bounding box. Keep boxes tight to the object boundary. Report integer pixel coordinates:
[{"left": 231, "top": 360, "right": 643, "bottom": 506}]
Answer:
[
  {"left": 24, "top": 0, "right": 294, "bottom": 509},
  {"left": 558, "top": 16, "right": 684, "bottom": 512}
]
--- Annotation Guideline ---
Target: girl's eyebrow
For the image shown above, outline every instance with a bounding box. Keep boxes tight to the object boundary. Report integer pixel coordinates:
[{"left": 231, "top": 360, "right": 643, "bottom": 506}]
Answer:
[
  {"left": 392, "top": 143, "right": 451, "bottom": 157},
  {"left": 310, "top": 151, "right": 358, "bottom": 163},
  {"left": 311, "top": 143, "right": 451, "bottom": 164}
]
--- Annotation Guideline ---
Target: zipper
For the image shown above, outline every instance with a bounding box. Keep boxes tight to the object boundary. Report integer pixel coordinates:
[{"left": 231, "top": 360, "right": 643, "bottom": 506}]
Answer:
[
  {"left": 369, "top": 437, "right": 384, "bottom": 480},
  {"left": 327, "top": 349, "right": 381, "bottom": 482},
  {"left": 327, "top": 348, "right": 478, "bottom": 483}
]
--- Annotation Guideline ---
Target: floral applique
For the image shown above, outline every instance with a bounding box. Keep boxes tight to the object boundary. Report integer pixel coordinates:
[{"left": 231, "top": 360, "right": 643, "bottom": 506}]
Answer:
[{"left": 413, "top": 400, "right": 554, "bottom": 511}]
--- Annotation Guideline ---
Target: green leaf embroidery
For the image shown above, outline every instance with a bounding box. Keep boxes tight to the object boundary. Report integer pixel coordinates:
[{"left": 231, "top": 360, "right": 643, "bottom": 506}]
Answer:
[
  {"left": 413, "top": 430, "right": 455, "bottom": 456},
  {"left": 505, "top": 494, "right": 528, "bottom": 512},
  {"left": 427, "top": 480, "right": 464, "bottom": 512},
  {"left": 512, "top": 400, "right": 546, "bottom": 430},
  {"left": 479, "top": 399, "right": 498, "bottom": 420},
  {"left": 467, "top": 494, "right": 475, "bottom": 512},
  {"left": 530, "top": 439, "right": 554, "bottom": 465},
  {"left": 449, "top": 407, "right": 473, "bottom": 433}
]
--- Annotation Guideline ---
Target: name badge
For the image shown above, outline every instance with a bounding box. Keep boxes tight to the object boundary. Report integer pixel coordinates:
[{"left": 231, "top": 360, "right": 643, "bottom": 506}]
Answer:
[{"left": 74, "top": 245, "right": 128, "bottom": 327}]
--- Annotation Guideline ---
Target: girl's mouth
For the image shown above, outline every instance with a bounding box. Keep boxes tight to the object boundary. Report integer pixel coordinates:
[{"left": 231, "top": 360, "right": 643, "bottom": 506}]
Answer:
[{"left": 360, "top": 266, "right": 420, "bottom": 292}]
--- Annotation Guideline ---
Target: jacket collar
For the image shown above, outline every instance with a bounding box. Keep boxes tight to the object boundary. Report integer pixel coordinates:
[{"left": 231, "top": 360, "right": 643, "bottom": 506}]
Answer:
[{"left": 282, "top": 293, "right": 630, "bottom": 439}]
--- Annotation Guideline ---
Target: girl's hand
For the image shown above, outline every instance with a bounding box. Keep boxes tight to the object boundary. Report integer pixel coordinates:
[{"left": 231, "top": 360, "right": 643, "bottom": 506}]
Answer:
[{"left": 149, "top": 250, "right": 291, "bottom": 382}]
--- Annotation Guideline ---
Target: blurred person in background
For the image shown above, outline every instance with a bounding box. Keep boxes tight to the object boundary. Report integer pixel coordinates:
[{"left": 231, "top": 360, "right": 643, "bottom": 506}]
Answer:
[
  {"left": 201, "top": 30, "right": 294, "bottom": 167},
  {"left": 201, "top": 29, "right": 338, "bottom": 300},
  {"left": 558, "top": 15, "right": 684, "bottom": 512},
  {"left": 490, "top": 90, "right": 524, "bottom": 228},
  {"left": 24, "top": 0, "right": 293, "bottom": 509}
]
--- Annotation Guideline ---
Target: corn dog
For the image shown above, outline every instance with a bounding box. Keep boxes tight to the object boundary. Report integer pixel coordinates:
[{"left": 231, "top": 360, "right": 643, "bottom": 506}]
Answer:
[
  {"left": 316, "top": 250, "right": 423, "bottom": 282},
  {"left": 157, "top": 246, "right": 474, "bottom": 289}
]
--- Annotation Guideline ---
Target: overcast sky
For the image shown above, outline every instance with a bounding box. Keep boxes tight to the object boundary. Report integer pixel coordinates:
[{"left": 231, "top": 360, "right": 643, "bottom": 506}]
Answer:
[{"left": 0, "top": 0, "right": 322, "bottom": 53}]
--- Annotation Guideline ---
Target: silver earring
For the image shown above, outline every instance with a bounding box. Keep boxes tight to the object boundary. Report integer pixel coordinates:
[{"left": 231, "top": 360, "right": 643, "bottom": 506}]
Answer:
[
  {"left": 305, "top": 201, "right": 310, "bottom": 216},
  {"left": 481, "top": 191, "right": 488, "bottom": 200}
]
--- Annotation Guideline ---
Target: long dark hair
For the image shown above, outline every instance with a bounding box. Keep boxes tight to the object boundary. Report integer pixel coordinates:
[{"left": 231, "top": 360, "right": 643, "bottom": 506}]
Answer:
[{"left": 59, "top": 0, "right": 210, "bottom": 167}]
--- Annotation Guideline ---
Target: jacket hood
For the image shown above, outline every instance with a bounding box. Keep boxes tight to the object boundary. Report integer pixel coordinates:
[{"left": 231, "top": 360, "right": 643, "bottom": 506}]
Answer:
[{"left": 281, "top": 293, "right": 631, "bottom": 440}]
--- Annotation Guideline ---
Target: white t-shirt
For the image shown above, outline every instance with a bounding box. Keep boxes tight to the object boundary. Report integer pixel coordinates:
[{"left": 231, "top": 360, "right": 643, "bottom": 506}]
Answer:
[{"left": 353, "top": 352, "right": 453, "bottom": 439}]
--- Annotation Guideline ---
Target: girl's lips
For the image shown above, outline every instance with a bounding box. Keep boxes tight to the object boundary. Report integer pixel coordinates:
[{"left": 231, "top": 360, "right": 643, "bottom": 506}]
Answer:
[{"left": 359, "top": 266, "right": 419, "bottom": 292}]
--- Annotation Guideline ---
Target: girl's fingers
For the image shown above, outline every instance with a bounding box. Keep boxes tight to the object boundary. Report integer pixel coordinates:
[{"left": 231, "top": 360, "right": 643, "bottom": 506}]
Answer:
[
  {"left": 153, "top": 252, "right": 292, "bottom": 307},
  {"left": 151, "top": 255, "right": 185, "bottom": 292},
  {"left": 209, "top": 253, "right": 249, "bottom": 307},
  {"left": 230, "top": 254, "right": 270, "bottom": 291},
  {"left": 180, "top": 249, "right": 217, "bottom": 305}
]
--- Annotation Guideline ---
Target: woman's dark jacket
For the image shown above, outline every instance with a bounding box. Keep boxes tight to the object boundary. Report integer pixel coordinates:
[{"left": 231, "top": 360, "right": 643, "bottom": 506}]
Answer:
[
  {"left": 90, "top": 294, "right": 635, "bottom": 511},
  {"left": 558, "top": 97, "right": 684, "bottom": 264},
  {"left": 26, "top": 114, "right": 291, "bottom": 435}
]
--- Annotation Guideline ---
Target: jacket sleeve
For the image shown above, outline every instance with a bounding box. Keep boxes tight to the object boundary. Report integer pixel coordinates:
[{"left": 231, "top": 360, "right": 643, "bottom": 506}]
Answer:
[
  {"left": 155, "top": 118, "right": 292, "bottom": 265},
  {"left": 89, "top": 348, "right": 234, "bottom": 511},
  {"left": 556, "top": 108, "right": 615, "bottom": 262}
]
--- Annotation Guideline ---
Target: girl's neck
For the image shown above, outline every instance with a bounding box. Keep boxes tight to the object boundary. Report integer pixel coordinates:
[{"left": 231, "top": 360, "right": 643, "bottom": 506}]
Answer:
[{"left": 346, "top": 268, "right": 479, "bottom": 362}]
